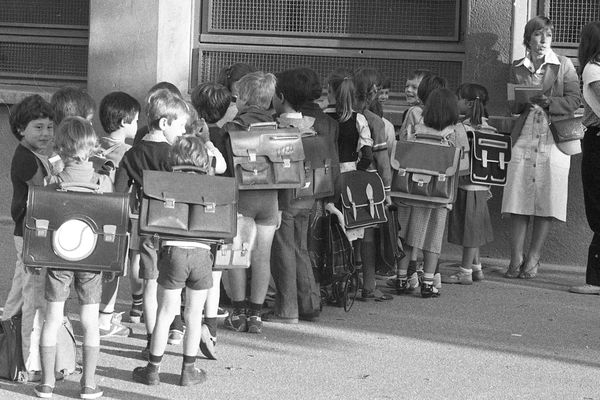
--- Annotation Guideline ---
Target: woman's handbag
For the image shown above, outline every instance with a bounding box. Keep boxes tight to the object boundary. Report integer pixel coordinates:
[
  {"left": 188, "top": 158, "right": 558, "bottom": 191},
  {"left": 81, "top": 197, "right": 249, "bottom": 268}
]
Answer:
[
  {"left": 549, "top": 116, "right": 585, "bottom": 155},
  {"left": 339, "top": 170, "right": 387, "bottom": 229}
]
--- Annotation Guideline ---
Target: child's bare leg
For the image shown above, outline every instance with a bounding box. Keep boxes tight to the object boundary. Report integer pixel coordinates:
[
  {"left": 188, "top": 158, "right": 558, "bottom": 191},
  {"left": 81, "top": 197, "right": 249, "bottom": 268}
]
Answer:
[
  {"left": 183, "top": 289, "right": 208, "bottom": 357},
  {"left": 39, "top": 301, "right": 65, "bottom": 387},
  {"left": 144, "top": 278, "right": 158, "bottom": 338},
  {"left": 150, "top": 286, "right": 180, "bottom": 358},
  {"left": 461, "top": 247, "right": 478, "bottom": 269},
  {"left": 204, "top": 271, "right": 222, "bottom": 319},
  {"left": 80, "top": 303, "right": 100, "bottom": 389}
]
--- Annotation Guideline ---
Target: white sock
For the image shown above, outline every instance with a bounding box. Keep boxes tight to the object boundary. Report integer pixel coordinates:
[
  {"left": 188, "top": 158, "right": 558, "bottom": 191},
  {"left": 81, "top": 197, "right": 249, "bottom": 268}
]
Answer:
[
  {"left": 459, "top": 267, "right": 472, "bottom": 275},
  {"left": 472, "top": 263, "right": 482, "bottom": 272}
]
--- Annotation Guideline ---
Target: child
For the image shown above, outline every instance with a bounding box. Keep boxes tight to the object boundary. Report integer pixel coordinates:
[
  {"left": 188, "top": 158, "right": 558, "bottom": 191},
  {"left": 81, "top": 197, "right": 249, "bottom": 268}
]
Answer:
[
  {"left": 378, "top": 76, "right": 391, "bottom": 105},
  {"left": 401, "top": 69, "right": 430, "bottom": 123},
  {"left": 269, "top": 67, "right": 332, "bottom": 323},
  {"left": 390, "top": 74, "right": 448, "bottom": 291},
  {"left": 115, "top": 89, "right": 190, "bottom": 357},
  {"left": 133, "top": 82, "right": 182, "bottom": 145},
  {"left": 216, "top": 62, "right": 256, "bottom": 127},
  {"left": 190, "top": 81, "right": 232, "bottom": 356},
  {"left": 96, "top": 91, "right": 141, "bottom": 338},
  {"left": 222, "top": 71, "right": 280, "bottom": 334},
  {"left": 35, "top": 116, "right": 111, "bottom": 399},
  {"left": 132, "top": 135, "right": 211, "bottom": 386},
  {"left": 4, "top": 95, "right": 55, "bottom": 379},
  {"left": 443, "top": 83, "right": 494, "bottom": 284},
  {"left": 324, "top": 68, "right": 373, "bottom": 172},
  {"left": 371, "top": 75, "right": 396, "bottom": 155},
  {"left": 50, "top": 86, "right": 96, "bottom": 125},
  {"left": 394, "top": 88, "right": 467, "bottom": 298},
  {"left": 352, "top": 67, "right": 393, "bottom": 301}
]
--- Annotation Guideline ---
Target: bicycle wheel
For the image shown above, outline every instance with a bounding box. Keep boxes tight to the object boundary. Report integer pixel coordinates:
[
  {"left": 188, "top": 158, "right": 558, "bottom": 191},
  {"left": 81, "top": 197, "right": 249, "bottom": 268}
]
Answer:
[{"left": 343, "top": 271, "right": 359, "bottom": 312}]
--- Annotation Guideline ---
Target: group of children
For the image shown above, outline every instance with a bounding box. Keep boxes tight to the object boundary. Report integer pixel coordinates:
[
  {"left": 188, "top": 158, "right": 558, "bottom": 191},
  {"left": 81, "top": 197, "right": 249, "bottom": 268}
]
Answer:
[{"left": 3, "top": 62, "right": 499, "bottom": 398}]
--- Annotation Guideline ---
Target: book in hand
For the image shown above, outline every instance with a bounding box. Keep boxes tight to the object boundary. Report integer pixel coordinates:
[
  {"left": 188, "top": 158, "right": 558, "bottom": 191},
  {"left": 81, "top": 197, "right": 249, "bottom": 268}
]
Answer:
[{"left": 507, "top": 84, "right": 543, "bottom": 106}]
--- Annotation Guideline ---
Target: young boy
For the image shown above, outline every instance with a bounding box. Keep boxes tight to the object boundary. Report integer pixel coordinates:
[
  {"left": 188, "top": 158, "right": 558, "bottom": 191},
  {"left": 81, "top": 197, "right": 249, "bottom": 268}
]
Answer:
[
  {"left": 190, "top": 81, "right": 232, "bottom": 358},
  {"left": 50, "top": 86, "right": 96, "bottom": 125},
  {"left": 35, "top": 116, "right": 112, "bottom": 399},
  {"left": 132, "top": 135, "right": 212, "bottom": 386},
  {"left": 96, "top": 91, "right": 141, "bottom": 338},
  {"left": 114, "top": 89, "right": 190, "bottom": 358},
  {"left": 4, "top": 95, "right": 55, "bottom": 378}
]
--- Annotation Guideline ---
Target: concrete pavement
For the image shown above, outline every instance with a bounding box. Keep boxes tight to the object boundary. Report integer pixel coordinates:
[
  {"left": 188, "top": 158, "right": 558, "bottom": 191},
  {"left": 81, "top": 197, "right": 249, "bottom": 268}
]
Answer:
[{"left": 0, "top": 220, "right": 599, "bottom": 399}]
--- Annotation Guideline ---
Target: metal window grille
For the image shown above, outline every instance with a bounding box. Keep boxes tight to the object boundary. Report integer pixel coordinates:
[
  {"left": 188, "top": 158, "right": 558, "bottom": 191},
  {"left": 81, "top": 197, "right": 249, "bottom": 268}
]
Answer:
[
  {"left": 207, "top": 0, "right": 459, "bottom": 40},
  {"left": 0, "top": 0, "right": 89, "bottom": 27},
  {"left": 198, "top": 49, "right": 463, "bottom": 93},
  {"left": 543, "top": 0, "right": 599, "bottom": 45},
  {"left": 0, "top": 42, "right": 88, "bottom": 79}
]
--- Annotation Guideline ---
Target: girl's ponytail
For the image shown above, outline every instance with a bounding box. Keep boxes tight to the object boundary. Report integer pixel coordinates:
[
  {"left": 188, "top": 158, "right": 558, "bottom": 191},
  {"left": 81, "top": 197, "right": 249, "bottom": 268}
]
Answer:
[
  {"left": 457, "top": 83, "right": 489, "bottom": 127},
  {"left": 470, "top": 96, "right": 484, "bottom": 126},
  {"left": 328, "top": 68, "right": 355, "bottom": 123}
]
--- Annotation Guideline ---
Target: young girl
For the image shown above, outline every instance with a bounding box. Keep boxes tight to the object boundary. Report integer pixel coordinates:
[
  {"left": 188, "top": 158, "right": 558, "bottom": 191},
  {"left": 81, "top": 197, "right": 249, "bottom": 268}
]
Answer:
[
  {"left": 394, "top": 88, "right": 467, "bottom": 298},
  {"left": 352, "top": 67, "right": 393, "bottom": 301},
  {"left": 443, "top": 83, "right": 495, "bottom": 284},
  {"left": 37, "top": 117, "right": 111, "bottom": 399}
]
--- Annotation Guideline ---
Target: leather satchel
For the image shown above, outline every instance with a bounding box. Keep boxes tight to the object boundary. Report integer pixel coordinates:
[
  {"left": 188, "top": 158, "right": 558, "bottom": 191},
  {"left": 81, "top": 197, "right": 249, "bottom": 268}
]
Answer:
[
  {"left": 23, "top": 182, "right": 130, "bottom": 274},
  {"left": 468, "top": 126, "right": 512, "bottom": 186},
  {"left": 294, "top": 130, "right": 335, "bottom": 200},
  {"left": 0, "top": 314, "right": 26, "bottom": 382},
  {"left": 139, "top": 167, "right": 237, "bottom": 241},
  {"left": 339, "top": 170, "right": 387, "bottom": 229},
  {"left": 228, "top": 122, "right": 306, "bottom": 190},
  {"left": 389, "top": 133, "right": 461, "bottom": 206},
  {"left": 213, "top": 214, "right": 256, "bottom": 270}
]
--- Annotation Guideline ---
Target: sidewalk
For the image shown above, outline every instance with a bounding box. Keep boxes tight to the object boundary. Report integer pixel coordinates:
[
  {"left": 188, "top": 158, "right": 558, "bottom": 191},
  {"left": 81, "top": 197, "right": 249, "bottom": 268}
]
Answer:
[{"left": 0, "top": 217, "right": 598, "bottom": 400}]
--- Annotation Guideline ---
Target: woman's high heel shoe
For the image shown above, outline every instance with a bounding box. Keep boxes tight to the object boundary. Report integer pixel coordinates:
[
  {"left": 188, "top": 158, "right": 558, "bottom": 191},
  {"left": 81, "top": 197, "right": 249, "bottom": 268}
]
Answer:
[
  {"left": 504, "top": 260, "right": 524, "bottom": 279},
  {"left": 519, "top": 262, "right": 539, "bottom": 279}
]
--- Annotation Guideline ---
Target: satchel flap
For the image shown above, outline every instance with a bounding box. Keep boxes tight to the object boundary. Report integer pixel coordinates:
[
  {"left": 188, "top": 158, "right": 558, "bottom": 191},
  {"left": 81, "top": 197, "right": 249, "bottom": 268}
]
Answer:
[
  {"left": 142, "top": 170, "right": 236, "bottom": 207},
  {"left": 392, "top": 140, "right": 460, "bottom": 176},
  {"left": 24, "top": 185, "right": 129, "bottom": 235},
  {"left": 238, "top": 162, "right": 270, "bottom": 173},
  {"left": 470, "top": 129, "right": 512, "bottom": 163},
  {"left": 339, "top": 171, "right": 386, "bottom": 207},
  {"left": 229, "top": 129, "right": 305, "bottom": 162},
  {"left": 301, "top": 133, "right": 333, "bottom": 168},
  {"left": 411, "top": 173, "right": 433, "bottom": 185}
]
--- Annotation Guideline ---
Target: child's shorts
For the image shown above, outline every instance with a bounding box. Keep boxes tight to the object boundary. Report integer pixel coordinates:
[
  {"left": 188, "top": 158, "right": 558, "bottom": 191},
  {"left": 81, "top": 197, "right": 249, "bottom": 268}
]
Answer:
[
  {"left": 237, "top": 190, "right": 279, "bottom": 226},
  {"left": 45, "top": 269, "right": 102, "bottom": 305},
  {"left": 447, "top": 188, "right": 494, "bottom": 247},
  {"left": 157, "top": 246, "right": 213, "bottom": 290},
  {"left": 139, "top": 236, "right": 159, "bottom": 280}
]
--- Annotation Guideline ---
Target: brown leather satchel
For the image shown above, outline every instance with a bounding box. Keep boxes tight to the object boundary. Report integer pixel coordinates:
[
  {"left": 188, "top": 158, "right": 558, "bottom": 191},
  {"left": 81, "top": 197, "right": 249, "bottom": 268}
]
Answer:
[
  {"left": 228, "top": 122, "right": 306, "bottom": 190},
  {"left": 139, "top": 167, "right": 237, "bottom": 241}
]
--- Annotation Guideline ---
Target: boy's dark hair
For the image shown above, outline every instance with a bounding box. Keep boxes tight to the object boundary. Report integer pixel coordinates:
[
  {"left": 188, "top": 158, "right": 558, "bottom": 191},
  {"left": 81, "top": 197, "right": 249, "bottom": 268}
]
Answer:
[
  {"left": 423, "top": 88, "right": 459, "bottom": 131},
  {"left": 217, "top": 63, "right": 256, "bottom": 92},
  {"left": 9, "top": 94, "right": 54, "bottom": 140},
  {"left": 50, "top": 86, "right": 96, "bottom": 125},
  {"left": 99, "top": 91, "right": 141, "bottom": 134},
  {"left": 275, "top": 67, "right": 322, "bottom": 110},
  {"left": 147, "top": 82, "right": 181, "bottom": 101},
  {"left": 191, "top": 82, "right": 232, "bottom": 123},
  {"left": 417, "top": 74, "right": 447, "bottom": 105},
  {"left": 407, "top": 69, "right": 431, "bottom": 81},
  {"left": 147, "top": 89, "right": 190, "bottom": 131}
]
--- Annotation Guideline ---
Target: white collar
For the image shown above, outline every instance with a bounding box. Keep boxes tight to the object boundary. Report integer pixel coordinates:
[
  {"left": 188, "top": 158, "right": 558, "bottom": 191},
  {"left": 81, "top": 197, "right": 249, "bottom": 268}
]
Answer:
[{"left": 516, "top": 50, "right": 560, "bottom": 72}]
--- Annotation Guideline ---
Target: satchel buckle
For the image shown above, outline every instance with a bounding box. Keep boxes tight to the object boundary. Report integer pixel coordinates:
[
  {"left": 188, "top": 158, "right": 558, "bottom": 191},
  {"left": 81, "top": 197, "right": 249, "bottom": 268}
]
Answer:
[
  {"left": 241, "top": 242, "right": 249, "bottom": 256},
  {"left": 205, "top": 202, "right": 216, "bottom": 213},
  {"left": 164, "top": 198, "right": 175, "bottom": 209},
  {"left": 103, "top": 224, "right": 116, "bottom": 243},
  {"left": 248, "top": 151, "right": 257, "bottom": 162},
  {"left": 283, "top": 159, "right": 291, "bottom": 168},
  {"left": 35, "top": 219, "right": 49, "bottom": 238},
  {"left": 438, "top": 174, "right": 447, "bottom": 182}
]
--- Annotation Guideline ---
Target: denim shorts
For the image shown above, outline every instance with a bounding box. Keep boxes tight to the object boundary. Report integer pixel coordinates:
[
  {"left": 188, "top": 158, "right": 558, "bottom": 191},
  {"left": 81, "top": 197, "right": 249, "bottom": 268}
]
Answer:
[
  {"left": 45, "top": 268, "right": 102, "bottom": 305},
  {"left": 157, "top": 246, "right": 213, "bottom": 290}
]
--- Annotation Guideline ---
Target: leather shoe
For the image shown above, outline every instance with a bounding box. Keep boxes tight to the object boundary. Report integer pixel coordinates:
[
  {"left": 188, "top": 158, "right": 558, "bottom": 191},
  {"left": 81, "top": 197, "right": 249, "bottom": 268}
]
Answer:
[{"left": 568, "top": 284, "right": 600, "bottom": 295}]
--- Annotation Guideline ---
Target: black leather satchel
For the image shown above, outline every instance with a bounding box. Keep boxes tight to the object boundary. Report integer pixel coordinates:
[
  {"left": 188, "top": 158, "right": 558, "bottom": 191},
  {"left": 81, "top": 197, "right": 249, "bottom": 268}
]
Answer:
[
  {"left": 139, "top": 167, "right": 237, "bottom": 241},
  {"left": 339, "top": 170, "right": 387, "bottom": 229},
  {"left": 468, "top": 126, "right": 511, "bottom": 186},
  {"left": 294, "top": 130, "right": 335, "bottom": 200},
  {"left": 23, "top": 182, "right": 130, "bottom": 274}
]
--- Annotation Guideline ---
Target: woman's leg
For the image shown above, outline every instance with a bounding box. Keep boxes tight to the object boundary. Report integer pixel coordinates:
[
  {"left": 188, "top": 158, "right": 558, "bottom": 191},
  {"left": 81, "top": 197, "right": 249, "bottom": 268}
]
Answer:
[
  {"left": 521, "top": 216, "right": 552, "bottom": 274},
  {"left": 248, "top": 223, "right": 278, "bottom": 306},
  {"left": 509, "top": 214, "right": 529, "bottom": 267}
]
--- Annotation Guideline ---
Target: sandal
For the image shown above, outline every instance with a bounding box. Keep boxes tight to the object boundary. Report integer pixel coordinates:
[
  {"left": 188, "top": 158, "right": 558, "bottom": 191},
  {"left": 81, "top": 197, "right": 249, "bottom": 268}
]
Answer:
[
  {"left": 519, "top": 262, "right": 539, "bottom": 279},
  {"left": 504, "top": 260, "right": 524, "bottom": 279}
]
